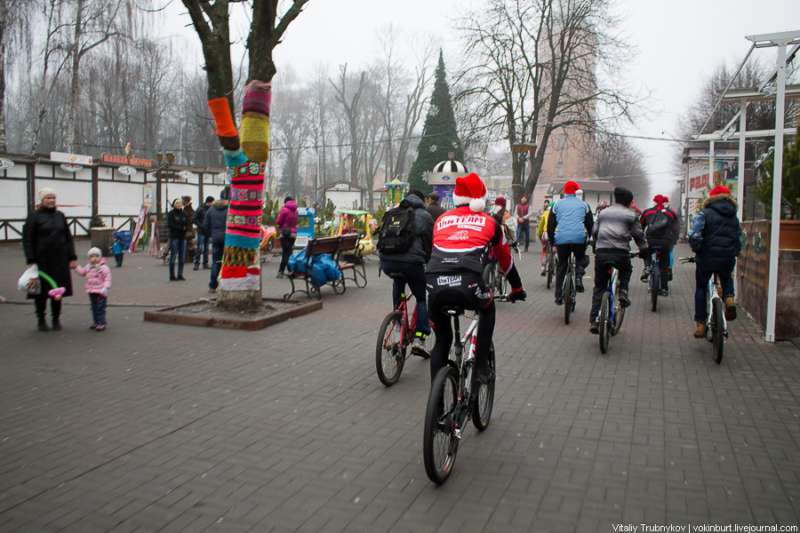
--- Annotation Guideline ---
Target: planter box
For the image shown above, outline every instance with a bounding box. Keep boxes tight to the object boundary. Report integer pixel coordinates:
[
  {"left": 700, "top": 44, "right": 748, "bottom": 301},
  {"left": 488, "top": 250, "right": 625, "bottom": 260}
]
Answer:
[
  {"left": 143, "top": 298, "right": 323, "bottom": 330},
  {"left": 90, "top": 227, "right": 114, "bottom": 256}
]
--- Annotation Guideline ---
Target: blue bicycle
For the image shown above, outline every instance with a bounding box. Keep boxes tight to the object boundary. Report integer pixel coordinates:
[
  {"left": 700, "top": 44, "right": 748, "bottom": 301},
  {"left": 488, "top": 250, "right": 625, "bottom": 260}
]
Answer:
[{"left": 597, "top": 253, "right": 637, "bottom": 354}]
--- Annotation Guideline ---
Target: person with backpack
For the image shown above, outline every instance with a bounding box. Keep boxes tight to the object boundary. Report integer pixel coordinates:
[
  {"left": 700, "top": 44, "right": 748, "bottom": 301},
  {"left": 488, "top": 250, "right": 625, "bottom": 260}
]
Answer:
[
  {"left": 640, "top": 194, "right": 680, "bottom": 295},
  {"left": 547, "top": 180, "right": 593, "bottom": 302},
  {"left": 689, "top": 185, "right": 741, "bottom": 338},
  {"left": 378, "top": 189, "right": 434, "bottom": 356}
]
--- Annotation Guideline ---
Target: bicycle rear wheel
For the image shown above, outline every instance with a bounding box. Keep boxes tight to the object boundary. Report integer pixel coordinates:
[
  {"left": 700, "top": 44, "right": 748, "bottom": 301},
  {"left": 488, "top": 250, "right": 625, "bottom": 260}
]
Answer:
[
  {"left": 375, "top": 311, "right": 406, "bottom": 387},
  {"left": 599, "top": 292, "right": 610, "bottom": 354},
  {"left": 650, "top": 268, "right": 659, "bottom": 312},
  {"left": 614, "top": 296, "right": 626, "bottom": 334},
  {"left": 711, "top": 298, "right": 724, "bottom": 364},
  {"left": 423, "top": 366, "right": 460, "bottom": 485},
  {"left": 563, "top": 275, "right": 574, "bottom": 325},
  {"left": 472, "top": 343, "right": 495, "bottom": 431}
]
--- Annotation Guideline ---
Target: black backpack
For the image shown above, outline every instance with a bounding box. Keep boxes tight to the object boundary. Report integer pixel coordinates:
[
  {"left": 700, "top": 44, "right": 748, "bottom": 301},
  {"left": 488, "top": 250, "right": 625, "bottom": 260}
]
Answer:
[
  {"left": 646, "top": 209, "right": 671, "bottom": 238},
  {"left": 378, "top": 204, "right": 415, "bottom": 255}
]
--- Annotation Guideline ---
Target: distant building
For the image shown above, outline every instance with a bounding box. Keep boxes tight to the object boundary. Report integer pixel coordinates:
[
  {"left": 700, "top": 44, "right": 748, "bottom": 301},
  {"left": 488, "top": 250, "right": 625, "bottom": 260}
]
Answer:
[{"left": 324, "top": 182, "right": 364, "bottom": 211}]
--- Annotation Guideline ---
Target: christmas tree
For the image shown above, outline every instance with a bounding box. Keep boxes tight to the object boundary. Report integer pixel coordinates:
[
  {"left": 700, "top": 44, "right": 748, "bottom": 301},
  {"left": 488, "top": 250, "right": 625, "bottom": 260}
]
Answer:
[{"left": 408, "top": 50, "right": 464, "bottom": 193}]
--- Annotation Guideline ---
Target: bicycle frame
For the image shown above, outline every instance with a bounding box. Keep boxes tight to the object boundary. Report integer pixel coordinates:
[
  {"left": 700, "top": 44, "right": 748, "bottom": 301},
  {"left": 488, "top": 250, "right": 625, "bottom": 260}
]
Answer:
[
  {"left": 449, "top": 312, "right": 480, "bottom": 437},
  {"left": 606, "top": 267, "right": 619, "bottom": 330}
]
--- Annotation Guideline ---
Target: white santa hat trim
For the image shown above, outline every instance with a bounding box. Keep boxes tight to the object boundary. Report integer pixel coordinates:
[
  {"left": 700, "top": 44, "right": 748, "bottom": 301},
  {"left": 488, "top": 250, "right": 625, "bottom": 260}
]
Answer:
[{"left": 453, "top": 173, "right": 488, "bottom": 212}]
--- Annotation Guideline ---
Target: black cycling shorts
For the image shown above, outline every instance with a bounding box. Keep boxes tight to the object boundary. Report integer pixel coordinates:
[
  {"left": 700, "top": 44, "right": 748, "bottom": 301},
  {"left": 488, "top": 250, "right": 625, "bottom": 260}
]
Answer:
[{"left": 426, "top": 271, "right": 491, "bottom": 313}]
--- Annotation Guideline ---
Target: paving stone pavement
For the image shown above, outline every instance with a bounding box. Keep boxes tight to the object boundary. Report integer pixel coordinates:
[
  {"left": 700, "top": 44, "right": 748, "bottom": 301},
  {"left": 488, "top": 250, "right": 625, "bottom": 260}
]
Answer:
[{"left": 0, "top": 241, "right": 799, "bottom": 532}]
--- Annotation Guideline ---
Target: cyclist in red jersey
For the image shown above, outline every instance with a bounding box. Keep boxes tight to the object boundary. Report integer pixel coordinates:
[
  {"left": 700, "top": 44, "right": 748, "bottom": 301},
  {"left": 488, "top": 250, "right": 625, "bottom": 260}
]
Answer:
[{"left": 426, "top": 173, "right": 526, "bottom": 384}]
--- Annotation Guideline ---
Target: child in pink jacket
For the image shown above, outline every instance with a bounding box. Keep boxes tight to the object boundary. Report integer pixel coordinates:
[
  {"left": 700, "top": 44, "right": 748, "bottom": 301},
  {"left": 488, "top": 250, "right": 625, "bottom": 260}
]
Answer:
[{"left": 74, "top": 247, "right": 112, "bottom": 330}]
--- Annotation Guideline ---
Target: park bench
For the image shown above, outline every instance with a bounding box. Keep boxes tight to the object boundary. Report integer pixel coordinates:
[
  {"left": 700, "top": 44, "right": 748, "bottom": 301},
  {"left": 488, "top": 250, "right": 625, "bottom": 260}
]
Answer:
[{"left": 283, "top": 233, "right": 368, "bottom": 300}]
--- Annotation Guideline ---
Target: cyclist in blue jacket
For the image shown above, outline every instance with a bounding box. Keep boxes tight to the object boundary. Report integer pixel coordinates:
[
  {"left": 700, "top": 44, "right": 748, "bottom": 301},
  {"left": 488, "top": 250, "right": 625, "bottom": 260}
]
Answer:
[{"left": 547, "top": 180, "right": 593, "bottom": 304}]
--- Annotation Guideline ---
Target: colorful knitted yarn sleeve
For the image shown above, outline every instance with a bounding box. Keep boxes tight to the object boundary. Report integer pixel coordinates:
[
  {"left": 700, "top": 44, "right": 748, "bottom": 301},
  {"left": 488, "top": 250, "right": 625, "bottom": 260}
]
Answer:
[
  {"left": 240, "top": 81, "right": 271, "bottom": 163},
  {"left": 207, "top": 83, "right": 271, "bottom": 294},
  {"left": 219, "top": 161, "right": 265, "bottom": 291}
]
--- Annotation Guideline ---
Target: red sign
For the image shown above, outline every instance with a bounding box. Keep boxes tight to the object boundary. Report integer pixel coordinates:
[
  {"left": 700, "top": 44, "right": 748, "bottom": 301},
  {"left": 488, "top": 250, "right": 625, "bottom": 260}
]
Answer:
[
  {"left": 690, "top": 173, "right": 709, "bottom": 191},
  {"left": 101, "top": 153, "right": 153, "bottom": 168}
]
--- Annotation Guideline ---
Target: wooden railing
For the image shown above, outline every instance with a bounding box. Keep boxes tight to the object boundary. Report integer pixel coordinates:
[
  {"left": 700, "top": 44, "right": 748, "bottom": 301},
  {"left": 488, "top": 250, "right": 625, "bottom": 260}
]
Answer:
[{"left": 0, "top": 215, "right": 138, "bottom": 241}]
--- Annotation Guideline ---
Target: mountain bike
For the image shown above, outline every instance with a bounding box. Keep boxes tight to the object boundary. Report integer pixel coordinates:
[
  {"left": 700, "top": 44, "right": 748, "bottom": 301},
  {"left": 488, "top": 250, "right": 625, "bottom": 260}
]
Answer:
[
  {"left": 680, "top": 257, "right": 726, "bottom": 364},
  {"left": 482, "top": 258, "right": 508, "bottom": 302},
  {"left": 545, "top": 244, "right": 556, "bottom": 290},
  {"left": 375, "top": 291, "right": 429, "bottom": 387},
  {"left": 597, "top": 253, "right": 637, "bottom": 354},
  {"left": 423, "top": 308, "right": 495, "bottom": 485},
  {"left": 562, "top": 254, "right": 576, "bottom": 325}
]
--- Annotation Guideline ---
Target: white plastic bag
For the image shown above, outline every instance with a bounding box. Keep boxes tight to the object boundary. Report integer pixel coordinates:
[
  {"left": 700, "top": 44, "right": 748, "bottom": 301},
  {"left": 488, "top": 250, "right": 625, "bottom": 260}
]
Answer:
[{"left": 17, "top": 264, "right": 39, "bottom": 294}]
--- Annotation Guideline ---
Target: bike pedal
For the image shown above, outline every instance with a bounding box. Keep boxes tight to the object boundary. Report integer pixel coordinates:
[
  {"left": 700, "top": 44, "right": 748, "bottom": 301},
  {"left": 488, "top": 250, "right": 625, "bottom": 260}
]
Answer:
[{"left": 453, "top": 427, "right": 463, "bottom": 440}]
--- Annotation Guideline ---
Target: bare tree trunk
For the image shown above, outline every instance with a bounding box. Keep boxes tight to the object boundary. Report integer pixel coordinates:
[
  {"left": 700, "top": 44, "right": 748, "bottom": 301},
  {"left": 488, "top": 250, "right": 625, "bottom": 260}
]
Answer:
[
  {"left": 0, "top": 0, "right": 7, "bottom": 153},
  {"left": 64, "top": 0, "right": 83, "bottom": 152},
  {"left": 183, "top": 0, "right": 308, "bottom": 311}
]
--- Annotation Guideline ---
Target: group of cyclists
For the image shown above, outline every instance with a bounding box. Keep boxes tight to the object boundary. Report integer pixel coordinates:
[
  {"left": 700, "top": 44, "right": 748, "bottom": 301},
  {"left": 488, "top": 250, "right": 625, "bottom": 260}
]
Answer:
[
  {"left": 378, "top": 172, "right": 743, "bottom": 372},
  {"left": 375, "top": 172, "right": 742, "bottom": 482}
]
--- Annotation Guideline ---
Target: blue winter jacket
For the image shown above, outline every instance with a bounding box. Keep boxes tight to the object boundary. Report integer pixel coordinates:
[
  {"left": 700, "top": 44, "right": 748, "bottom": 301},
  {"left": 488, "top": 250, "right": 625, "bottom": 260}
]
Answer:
[{"left": 548, "top": 195, "right": 593, "bottom": 245}]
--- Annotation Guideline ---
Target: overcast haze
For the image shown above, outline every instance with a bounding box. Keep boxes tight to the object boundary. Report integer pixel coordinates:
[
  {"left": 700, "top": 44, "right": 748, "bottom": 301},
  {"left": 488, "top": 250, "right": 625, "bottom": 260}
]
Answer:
[{"left": 159, "top": 0, "right": 800, "bottom": 195}]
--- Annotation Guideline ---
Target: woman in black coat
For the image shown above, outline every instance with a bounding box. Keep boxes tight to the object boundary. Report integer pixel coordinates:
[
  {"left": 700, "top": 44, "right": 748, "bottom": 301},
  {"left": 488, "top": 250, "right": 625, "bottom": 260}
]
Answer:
[{"left": 22, "top": 188, "right": 77, "bottom": 331}]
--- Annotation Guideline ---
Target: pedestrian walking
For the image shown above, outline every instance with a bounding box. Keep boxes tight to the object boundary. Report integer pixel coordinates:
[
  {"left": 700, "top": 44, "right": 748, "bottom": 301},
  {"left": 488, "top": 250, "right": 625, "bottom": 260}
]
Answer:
[
  {"left": 73, "top": 247, "right": 112, "bottom": 331},
  {"left": 426, "top": 192, "right": 446, "bottom": 222},
  {"left": 276, "top": 196, "right": 298, "bottom": 278},
  {"left": 515, "top": 196, "right": 531, "bottom": 252},
  {"left": 167, "top": 198, "right": 189, "bottom": 281},
  {"left": 111, "top": 233, "right": 125, "bottom": 267},
  {"left": 204, "top": 187, "right": 229, "bottom": 292},
  {"left": 22, "top": 188, "right": 77, "bottom": 331},
  {"left": 194, "top": 196, "right": 213, "bottom": 271}
]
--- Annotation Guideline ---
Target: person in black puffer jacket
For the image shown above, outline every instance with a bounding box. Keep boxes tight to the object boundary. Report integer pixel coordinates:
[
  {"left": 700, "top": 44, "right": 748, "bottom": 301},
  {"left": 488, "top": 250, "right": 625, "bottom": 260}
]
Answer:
[
  {"left": 689, "top": 185, "right": 741, "bottom": 338},
  {"left": 379, "top": 190, "right": 434, "bottom": 356},
  {"left": 203, "top": 187, "right": 229, "bottom": 292},
  {"left": 22, "top": 187, "right": 78, "bottom": 331},
  {"left": 167, "top": 198, "right": 189, "bottom": 281}
]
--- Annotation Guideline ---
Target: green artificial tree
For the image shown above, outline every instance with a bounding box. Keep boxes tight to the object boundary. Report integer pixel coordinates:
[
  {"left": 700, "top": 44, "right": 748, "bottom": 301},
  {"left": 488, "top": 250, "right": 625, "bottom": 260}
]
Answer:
[
  {"left": 408, "top": 50, "right": 464, "bottom": 193},
  {"left": 756, "top": 139, "right": 800, "bottom": 219}
]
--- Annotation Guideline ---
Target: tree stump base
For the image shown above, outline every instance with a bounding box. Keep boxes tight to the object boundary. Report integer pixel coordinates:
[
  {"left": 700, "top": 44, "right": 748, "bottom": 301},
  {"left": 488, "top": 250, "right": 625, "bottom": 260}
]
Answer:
[{"left": 143, "top": 298, "right": 322, "bottom": 330}]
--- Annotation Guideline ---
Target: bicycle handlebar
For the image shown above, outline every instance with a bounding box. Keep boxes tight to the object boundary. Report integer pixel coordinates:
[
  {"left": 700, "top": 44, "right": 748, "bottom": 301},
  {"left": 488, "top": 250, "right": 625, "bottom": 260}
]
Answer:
[{"left": 678, "top": 256, "right": 696, "bottom": 264}]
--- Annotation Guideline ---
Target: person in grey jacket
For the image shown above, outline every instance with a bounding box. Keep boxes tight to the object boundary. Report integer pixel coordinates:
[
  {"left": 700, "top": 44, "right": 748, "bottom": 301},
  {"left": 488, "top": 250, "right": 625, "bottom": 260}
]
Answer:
[
  {"left": 379, "top": 190, "right": 434, "bottom": 355},
  {"left": 589, "top": 187, "right": 648, "bottom": 333},
  {"left": 203, "top": 186, "right": 229, "bottom": 292}
]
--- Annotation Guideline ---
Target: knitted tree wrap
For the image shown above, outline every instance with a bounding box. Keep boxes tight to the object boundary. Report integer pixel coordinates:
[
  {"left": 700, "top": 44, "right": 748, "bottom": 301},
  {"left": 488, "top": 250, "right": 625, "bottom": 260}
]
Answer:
[
  {"left": 240, "top": 113, "right": 270, "bottom": 163},
  {"left": 219, "top": 159, "right": 265, "bottom": 292}
]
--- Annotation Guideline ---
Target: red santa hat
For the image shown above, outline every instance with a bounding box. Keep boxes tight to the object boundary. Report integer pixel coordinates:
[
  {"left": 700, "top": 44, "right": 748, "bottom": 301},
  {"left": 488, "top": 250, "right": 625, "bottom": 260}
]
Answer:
[
  {"left": 710, "top": 185, "right": 730, "bottom": 197},
  {"left": 453, "top": 173, "right": 487, "bottom": 212},
  {"left": 563, "top": 180, "right": 580, "bottom": 195}
]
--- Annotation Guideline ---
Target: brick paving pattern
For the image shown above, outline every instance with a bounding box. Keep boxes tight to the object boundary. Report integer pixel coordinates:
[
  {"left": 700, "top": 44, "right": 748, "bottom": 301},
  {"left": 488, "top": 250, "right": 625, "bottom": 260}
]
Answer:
[{"left": 0, "top": 241, "right": 799, "bottom": 532}]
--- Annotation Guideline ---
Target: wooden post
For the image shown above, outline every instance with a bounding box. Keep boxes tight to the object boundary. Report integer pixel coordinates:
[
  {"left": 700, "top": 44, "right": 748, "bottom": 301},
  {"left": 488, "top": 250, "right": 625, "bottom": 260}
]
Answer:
[
  {"left": 26, "top": 161, "right": 34, "bottom": 214},
  {"left": 91, "top": 165, "right": 98, "bottom": 219},
  {"left": 198, "top": 171, "right": 205, "bottom": 204}
]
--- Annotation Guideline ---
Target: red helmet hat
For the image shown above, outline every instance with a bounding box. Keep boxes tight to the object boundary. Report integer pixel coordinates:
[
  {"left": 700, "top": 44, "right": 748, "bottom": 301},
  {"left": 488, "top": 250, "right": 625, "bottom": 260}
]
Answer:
[
  {"left": 494, "top": 196, "right": 507, "bottom": 208},
  {"left": 563, "top": 180, "right": 580, "bottom": 195},
  {"left": 709, "top": 185, "right": 730, "bottom": 197},
  {"left": 453, "top": 173, "right": 488, "bottom": 212}
]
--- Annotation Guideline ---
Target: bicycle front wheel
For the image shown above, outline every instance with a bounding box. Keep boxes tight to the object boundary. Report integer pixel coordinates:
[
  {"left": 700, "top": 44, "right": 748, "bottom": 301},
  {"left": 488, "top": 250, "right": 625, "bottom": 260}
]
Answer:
[
  {"left": 472, "top": 343, "right": 495, "bottom": 431},
  {"left": 599, "top": 292, "right": 610, "bottom": 354},
  {"left": 712, "top": 298, "right": 724, "bottom": 364},
  {"left": 375, "top": 311, "right": 406, "bottom": 387},
  {"left": 423, "top": 366, "right": 460, "bottom": 485},
  {"left": 546, "top": 254, "right": 554, "bottom": 289}
]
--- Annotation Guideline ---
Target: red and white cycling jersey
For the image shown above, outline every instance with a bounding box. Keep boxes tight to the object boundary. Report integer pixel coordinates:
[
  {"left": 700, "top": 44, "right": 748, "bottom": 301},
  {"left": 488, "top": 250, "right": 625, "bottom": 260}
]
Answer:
[{"left": 428, "top": 205, "right": 513, "bottom": 276}]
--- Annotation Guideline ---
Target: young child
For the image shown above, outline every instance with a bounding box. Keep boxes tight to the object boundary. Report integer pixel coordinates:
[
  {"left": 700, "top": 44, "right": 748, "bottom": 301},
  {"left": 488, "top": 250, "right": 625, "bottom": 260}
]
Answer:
[
  {"left": 111, "top": 233, "right": 125, "bottom": 267},
  {"left": 74, "top": 247, "right": 112, "bottom": 331}
]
